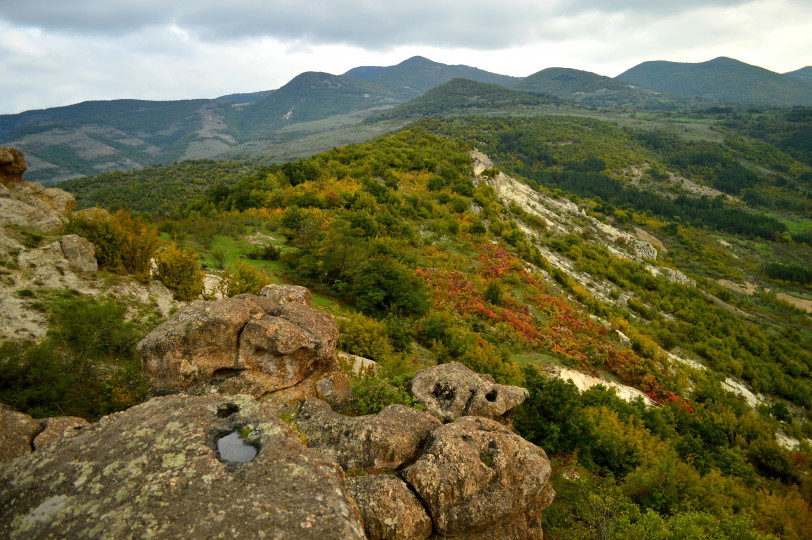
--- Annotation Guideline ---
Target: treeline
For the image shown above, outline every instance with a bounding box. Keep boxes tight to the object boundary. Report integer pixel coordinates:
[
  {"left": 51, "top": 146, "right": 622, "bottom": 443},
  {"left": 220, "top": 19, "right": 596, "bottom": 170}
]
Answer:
[{"left": 764, "top": 262, "right": 812, "bottom": 285}]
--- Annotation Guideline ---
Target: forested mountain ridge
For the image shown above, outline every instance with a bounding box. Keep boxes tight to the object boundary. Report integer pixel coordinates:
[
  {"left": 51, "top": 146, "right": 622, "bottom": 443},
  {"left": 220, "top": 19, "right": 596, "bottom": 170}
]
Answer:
[
  {"left": 617, "top": 57, "right": 812, "bottom": 106},
  {"left": 5, "top": 55, "right": 811, "bottom": 186}
]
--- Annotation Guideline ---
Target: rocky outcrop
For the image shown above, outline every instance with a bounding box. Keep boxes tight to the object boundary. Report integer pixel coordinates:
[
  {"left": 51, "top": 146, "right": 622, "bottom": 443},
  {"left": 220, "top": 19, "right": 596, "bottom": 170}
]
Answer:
[
  {"left": 294, "top": 397, "right": 441, "bottom": 470},
  {"left": 0, "top": 407, "right": 41, "bottom": 463},
  {"left": 0, "top": 394, "right": 366, "bottom": 539},
  {"left": 293, "top": 395, "right": 554, "bottom": 539},
  {"left": 0, "top": 154, "right": 75, "bottom": 232},
  {"left": 408, "top": 362, "right": 529, "bottom": 425},
  {"left": 137, "top": 285, "right": 345, "bottom": 412},
  {"left": 403, "top": 416, "right": 553, "bottom": 539},
  {"left": 346, "top": 474, "right": 433, "bottom": 540},
  {"left": 0, "top": 147, "right": 27, "bottom": 186}
]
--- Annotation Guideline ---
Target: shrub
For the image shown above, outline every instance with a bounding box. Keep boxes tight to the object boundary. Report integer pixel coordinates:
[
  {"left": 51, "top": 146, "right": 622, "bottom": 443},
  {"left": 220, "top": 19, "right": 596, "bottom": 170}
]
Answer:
[
  {"left": 337, "top": 311, "right": 396, "bottom": 363},
  {"left": 64, "top": 209, "right": 160, "bottom": 280},
  {"left": 218, "top": 260, "right": 270, "bottom": 297},
  {"left": 154, "top": 242, "right": 205, "bottom": 301},
  {"left": 350, "top": 376, "right": 423, "bottom": 415}
]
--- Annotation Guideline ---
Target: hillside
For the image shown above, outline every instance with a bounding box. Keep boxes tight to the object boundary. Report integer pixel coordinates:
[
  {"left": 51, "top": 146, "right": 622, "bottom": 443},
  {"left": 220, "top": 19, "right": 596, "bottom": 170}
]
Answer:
[
  {"left": 344, "top": 55, "right": 521, "bottom": 99},
  {"left": 236, "top": 71, "right": 398, "bottom": 136},
  {"left": 786, "top": 66, "right": 812, "bottom": 84},
  {"left": 366, "top": 78, "right": 562, "bottom": 122},
  {"left": 617, "top": 56, "right": 812, "bottom": 106},
  {"left": 515, "top": 67, "right": 710, "bottom": 109}
]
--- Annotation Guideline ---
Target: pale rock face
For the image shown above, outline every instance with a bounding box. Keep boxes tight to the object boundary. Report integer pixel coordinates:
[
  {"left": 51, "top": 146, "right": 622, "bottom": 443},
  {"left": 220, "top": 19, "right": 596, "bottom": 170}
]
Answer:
[
  {"left": 0, "top": 394, "right": 366, "bottom": 539},
  {"left": 408, "top": 362, "right": 529, "bottom": 425},
  {"left": 403, "top": 416, "right": 553, "bottom": 539}
]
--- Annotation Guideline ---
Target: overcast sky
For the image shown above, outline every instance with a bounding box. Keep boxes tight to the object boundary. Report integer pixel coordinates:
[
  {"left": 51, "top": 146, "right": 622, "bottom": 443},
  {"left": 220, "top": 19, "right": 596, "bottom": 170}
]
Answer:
[{"left": 1, "top": 0, "right": 810, "bottom": 114}]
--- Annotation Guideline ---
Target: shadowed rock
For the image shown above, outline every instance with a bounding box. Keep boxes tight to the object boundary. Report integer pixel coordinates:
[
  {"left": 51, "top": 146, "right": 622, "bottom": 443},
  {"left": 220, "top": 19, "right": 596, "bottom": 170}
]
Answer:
[
  {"left": 347, "top": 474, "right": 433, "bottom": 540},
  {"left": 0, "top": 147, "right": 27, "bottom": 186},
  {"left": 293, "top": 397, "right": 441, "bottom": 471},
  {"left": 0, "top": 407, "right": 41, "bottom": 464},
  {"left": 403, "top": 416, "right": 553, "bottom": 539},
  {"left": 0, "top": 394, "right": 365, "bottom": 539},
  {"left": 408, "top": 362, "right": 528, "bottom": 425}
]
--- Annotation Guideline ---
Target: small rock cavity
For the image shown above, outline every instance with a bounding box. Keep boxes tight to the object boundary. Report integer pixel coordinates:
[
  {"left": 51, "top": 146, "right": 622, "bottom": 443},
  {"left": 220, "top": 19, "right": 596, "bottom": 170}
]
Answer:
[{"left": 217, "top": 430, "right": 258, "bottom": 463}]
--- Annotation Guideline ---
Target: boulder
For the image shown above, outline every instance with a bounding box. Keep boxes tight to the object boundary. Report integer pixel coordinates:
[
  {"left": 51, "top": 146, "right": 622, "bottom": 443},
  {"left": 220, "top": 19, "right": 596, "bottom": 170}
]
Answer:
[
  {"left": 258, "top": 284, "right": 313, "bottom": 307},
  {"left": 294, "top": 397, "right": 441, "bottom": 471},
  {"left": 347, "top": 474, "right": 433, "bottom": 540},
  {"left": 137, "top": 289, "right": 338, "bottom": 402},
  {"left": 0, "top": 407, "right": 41, "bottom": 463},
  {"left": 0, "top": 147, "right": 27, "bottom": 185},
  {"left": 59, "top": 234, "right": 97, "bottom": 273},
  {"left": 403, "top": 416, "right": 553, "bottom": 539},
  {"left": 338, "top": 351, "right": 378, "bottom": 377},
  {"left": 0, "top": 394, "right": 366, "bottom": 539},
  {"left": 408, "top": 362, "right": 528, "bottom": 425},
  {"left": 33, "top": 416, "right": 89, "bottom": 450}
]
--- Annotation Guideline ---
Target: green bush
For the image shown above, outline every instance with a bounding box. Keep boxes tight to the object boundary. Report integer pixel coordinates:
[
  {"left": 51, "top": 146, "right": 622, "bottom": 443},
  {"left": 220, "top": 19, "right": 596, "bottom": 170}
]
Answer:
[
  {"left": 154, "top": 242, "right": 205, "bottom": 301},
  {"left": 64, "top": 209, "right": 160, "bottom": 280},
  {"left": 218, "top": 260, "right": 270, "bottom": 297},
  {"left": 350, "top": 376, "right": 423, "bottom": 415},
  {"left": 0, "top": 294, "right": 152, "bottom": 419}
]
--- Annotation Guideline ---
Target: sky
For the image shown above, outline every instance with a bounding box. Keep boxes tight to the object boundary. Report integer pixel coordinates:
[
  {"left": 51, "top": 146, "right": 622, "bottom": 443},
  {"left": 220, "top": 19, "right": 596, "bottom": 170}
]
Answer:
[{"left": 1, "top": 0, "right": 811, "bottom": 115}]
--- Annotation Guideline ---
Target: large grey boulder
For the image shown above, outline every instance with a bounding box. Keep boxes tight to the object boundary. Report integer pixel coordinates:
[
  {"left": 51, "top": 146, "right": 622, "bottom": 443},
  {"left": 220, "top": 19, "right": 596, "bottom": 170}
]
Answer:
[
  {"left": 408, "top": 362, "right": 528, "bottom": 425},
  {"left": 0, "top": 408, "right": 41, "bottom": 464},
  {"left": 346, "top": 474, "right": 433, "bottom": 540},
  {"left": 137, "top": 287, "right": 339, "bottom": 404},
  {"left": 293, "top": 397, "right": 441, "bottom": 471},
  {"left": 403, "top": 416, "right": 553, "bottom": 539},
  {"left": 0, "top": 394, "right": 366, "bottom": 539}
]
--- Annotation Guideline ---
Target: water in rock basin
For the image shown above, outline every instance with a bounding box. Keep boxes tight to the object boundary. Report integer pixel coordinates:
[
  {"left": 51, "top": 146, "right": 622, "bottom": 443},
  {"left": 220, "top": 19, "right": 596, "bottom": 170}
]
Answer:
[{"left": 217, "top": 431, "right": 258, "bottom": 463}]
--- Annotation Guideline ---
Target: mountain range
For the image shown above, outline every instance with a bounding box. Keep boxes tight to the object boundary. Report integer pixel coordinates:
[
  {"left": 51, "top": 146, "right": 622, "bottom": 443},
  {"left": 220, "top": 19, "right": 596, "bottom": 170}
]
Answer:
[{"left": 2, "top": 55, "right": 810, "bottom": 185}]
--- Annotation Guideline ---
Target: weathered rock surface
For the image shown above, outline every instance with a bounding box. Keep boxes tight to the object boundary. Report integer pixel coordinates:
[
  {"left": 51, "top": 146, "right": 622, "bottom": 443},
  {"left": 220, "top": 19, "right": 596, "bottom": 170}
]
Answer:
[
  {"left": 403, "top": 416, "right": 553, "bottom": 539},
  {"left": 409, "top": 362, "right": 528, "bottom": 425},
  {"left": 0, "top": 394, "right": 366, "bottom": 539},
  {"left": 0, "top": 147, "right": 27, "bottom": 185},
  {"left": 0, "top": 407, "right": 41, "bottom": 464},
  {"left": 59, "top": 234, "right": 97, "bottom": 273},
  {"left": 137, "top": 287, "right": 340, "bottom": 407},
  {"left": 33, "top": 416, "right": 89, "bottom": 450},
  {"left": 347, "top": 474, "right": 433, "bottom": 540},
  {"left": 0, "top": 175, "right": 75, "bottom": 233},
  {"left": 294, "top": 397, "right": 441, "bottom": 471},
  {"left": 258, "top": 283, "right": 313, "bottom": 307}
]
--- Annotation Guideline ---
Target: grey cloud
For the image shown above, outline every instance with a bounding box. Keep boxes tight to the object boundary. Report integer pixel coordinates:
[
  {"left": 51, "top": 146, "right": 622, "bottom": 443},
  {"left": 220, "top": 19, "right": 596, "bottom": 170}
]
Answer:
[{"left": 1, "top": 0, "right": 757, "bottom": 49}]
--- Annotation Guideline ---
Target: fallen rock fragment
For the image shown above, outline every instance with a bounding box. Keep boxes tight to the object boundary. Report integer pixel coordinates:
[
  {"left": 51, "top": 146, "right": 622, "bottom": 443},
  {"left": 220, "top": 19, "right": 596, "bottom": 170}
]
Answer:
[{"left": 33, "top": 416, "right": 89, "bottom": 450}]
